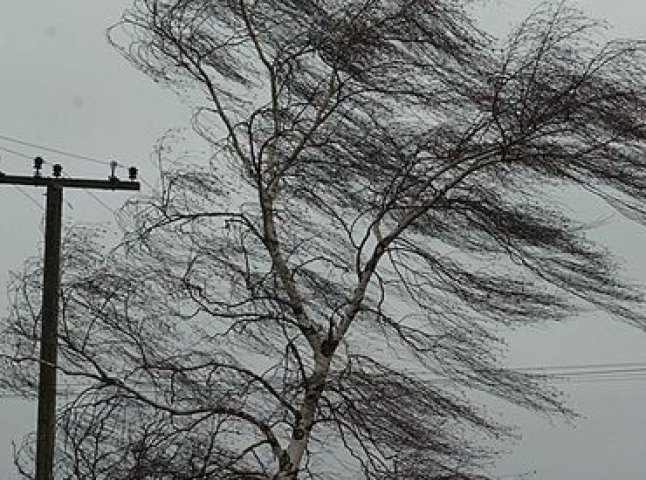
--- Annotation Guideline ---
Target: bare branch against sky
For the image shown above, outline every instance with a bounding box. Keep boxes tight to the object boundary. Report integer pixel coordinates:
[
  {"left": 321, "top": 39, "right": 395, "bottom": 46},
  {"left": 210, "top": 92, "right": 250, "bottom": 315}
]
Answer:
[{"left": 1, "top": 1, "right": 646, "bottom": 479}]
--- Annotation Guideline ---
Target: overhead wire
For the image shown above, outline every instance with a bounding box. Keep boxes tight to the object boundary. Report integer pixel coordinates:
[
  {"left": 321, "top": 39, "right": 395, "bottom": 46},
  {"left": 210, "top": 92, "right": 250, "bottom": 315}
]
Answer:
[
  {"left": 0, "top": 146, "right": 131, "bottom": 219},
  {"left": 515, "top": 360, "right": 646, "bottom": 372},
  {"left": 8, "top": 186, "right": 46, "bottom": 235},
  {"left": 0, "top": 133, "right": 121, "bottom": 166},
  {"left": 0, "top": 140, "right": 144, "bottom": 239},
  {"left": 1, "top": 147, "right": 46, "bottom": 225},
  {"left": 10, "top": 186, "right": 44, "bottom": 214},
  {"left": 494, "top": 472, "right": 536, "bottom": 480},
  {"left": 0, "top": 144, "right": 34, "bottom": 160},
  {"left": 84, "top": 191, "right": 118, "bottom": 216},
  {"left": 0, "top": 144, "right": 131, "bottom": 267},
  {"left": 4, "top": 360, "right": 646, "bottom": 399},
  {"left": 0, "top": 132, "right": 155, "bottom": 190},
  {"left": 513, "top": 361, "right": 646, "bottom": 384},
  {"left": 59, "top": 171, "right": 117, "bottom": 217}
]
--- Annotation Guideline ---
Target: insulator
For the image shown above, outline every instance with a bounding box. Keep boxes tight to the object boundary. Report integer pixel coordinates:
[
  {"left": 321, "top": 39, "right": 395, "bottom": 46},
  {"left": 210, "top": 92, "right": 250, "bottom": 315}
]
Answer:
[
  {"left": 109, "top": 160, "right": 118, "bottom": 180},
  {"left": 128, "top": 166, "right": 138, "bottom": 181},
  {"left": 34, "top": 157, "right": 44, "bottom": 177}
]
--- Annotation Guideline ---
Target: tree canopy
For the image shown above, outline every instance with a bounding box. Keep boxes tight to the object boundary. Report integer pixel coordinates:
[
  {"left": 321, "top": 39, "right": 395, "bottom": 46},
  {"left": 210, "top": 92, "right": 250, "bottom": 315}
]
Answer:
[{"left": 3, "top": 1, "right": 646, "bottom": 478}]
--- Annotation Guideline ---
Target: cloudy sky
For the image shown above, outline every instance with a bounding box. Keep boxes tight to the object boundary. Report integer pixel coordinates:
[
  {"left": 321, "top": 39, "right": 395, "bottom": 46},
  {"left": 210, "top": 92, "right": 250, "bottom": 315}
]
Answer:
[{"left": 0, "top": 1, "right": 644, "bottom": 479}]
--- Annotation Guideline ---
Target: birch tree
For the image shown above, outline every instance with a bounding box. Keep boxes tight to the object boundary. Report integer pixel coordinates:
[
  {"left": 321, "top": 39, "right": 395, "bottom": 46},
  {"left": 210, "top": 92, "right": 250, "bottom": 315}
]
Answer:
[{"left": 3, "top": 1, "right": 646, "bottom": 479}]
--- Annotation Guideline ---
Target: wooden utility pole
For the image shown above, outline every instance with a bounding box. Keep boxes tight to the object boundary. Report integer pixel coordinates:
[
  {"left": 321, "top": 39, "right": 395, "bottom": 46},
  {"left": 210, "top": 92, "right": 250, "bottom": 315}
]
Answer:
[
  {"left": 0, "top": 158, "right": 140, "bottom": 480},
  {"left": 36, "top": 183, "right": 62, "bottom": 480}
]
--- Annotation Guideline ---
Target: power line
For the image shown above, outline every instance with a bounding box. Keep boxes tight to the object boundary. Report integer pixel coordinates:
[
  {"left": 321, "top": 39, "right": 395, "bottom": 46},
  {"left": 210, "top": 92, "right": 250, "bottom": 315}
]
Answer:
[
  {"left": 84, "top": 190, "right": 117, "bottom": 214},
  {"left": 495, "top": 471, "right": 536, "bottom": 480},
  {"left": 0, "top": 144, "right": 34, "bottom": 160},
  {"left": 1, "top": 377, "right": 645, "bottom": 400},
  {"left": 565, "top": 375, "right": 646, "bottom": 384},
  {"left": 9, "top": 186, "right": 47, "bottom": 235},
  {"left": 0, "top": 160, "right": 47, "bottom": 225},
  {"left": 0, "top": 133, "right": 119, "bottom": 166},
  {"left": 11, "top": 186, "right": 45, "bottom": 213},
  {"left": 0, "top": 372, "right": 642, "bottom": 399},
  {"left": 515, "top": 360, "right": 646, "bottom": 372},
  {"left": 4, "top": 360, "right": 646, "bottom": 400},
  {"left": 510, "top": 363, "right": 646, "bottom": 383},
  {"left": 60, "top": 172, "right": 116, "bottom": 216},
  {"left": 0, "top": 133, "right": 155, "bottom": 189},
  {"left": 1, "top": 145, "right": 145, "bottom": 236},
  {"left": 552, "top": 367, "right": 646, "bottom": 377}
]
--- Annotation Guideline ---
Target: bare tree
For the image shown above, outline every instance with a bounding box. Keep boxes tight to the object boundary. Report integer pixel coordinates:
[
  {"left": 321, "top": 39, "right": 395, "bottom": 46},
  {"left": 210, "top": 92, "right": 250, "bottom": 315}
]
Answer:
[{"left": 3, "top": 1, "right": 646, "bottom": 478}]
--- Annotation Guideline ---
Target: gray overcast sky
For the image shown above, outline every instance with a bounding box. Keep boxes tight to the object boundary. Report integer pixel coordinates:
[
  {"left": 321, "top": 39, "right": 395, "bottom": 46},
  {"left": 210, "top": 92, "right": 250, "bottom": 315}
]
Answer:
[{"left": 0, "top": 1, "right": 645, "bottom": 479}]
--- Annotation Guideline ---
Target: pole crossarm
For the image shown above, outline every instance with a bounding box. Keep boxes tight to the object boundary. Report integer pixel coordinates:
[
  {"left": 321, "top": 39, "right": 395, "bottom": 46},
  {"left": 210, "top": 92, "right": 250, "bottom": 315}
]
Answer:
[{"left": 0, "top": 174, "right": 140, "bottom": 191}]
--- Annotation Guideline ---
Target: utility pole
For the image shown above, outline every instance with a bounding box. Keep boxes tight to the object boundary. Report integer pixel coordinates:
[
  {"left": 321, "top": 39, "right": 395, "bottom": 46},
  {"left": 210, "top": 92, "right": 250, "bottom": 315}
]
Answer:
[{"left": 0, "top": 157, "right": 140, "bottom": 480}]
